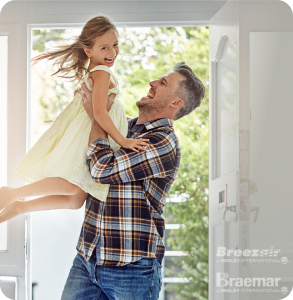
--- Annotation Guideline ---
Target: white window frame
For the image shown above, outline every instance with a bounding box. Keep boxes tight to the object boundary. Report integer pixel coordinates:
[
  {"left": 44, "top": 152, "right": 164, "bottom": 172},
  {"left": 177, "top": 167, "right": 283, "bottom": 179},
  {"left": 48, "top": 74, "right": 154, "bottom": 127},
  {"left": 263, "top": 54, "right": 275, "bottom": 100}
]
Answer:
[{"left": 0, "top": 24, "right": 27, "bottom": 300}]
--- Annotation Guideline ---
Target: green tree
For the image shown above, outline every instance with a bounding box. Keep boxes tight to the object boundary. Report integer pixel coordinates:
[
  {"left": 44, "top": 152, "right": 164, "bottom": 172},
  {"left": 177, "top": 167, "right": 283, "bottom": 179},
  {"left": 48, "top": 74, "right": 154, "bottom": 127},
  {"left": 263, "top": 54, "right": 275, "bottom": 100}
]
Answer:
[{"left": 32, "top": 26, "right": 209, "bottom": 300}]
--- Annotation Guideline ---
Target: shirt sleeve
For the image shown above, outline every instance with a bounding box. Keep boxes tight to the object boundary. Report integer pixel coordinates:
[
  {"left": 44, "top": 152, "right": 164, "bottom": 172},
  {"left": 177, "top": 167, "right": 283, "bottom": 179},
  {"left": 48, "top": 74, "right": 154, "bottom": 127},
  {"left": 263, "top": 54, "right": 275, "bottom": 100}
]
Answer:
[{"left": 86, "top": 131, "right": 178, "bottom": 184}]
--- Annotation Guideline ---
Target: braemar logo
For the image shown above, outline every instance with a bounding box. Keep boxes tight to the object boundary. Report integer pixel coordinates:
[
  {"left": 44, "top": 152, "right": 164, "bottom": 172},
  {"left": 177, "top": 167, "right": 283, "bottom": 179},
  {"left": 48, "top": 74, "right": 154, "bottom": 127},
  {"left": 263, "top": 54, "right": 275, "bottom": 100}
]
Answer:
[
  {"left": 217, "top": 272, "right": 281, "bottom": 287},
  {"left": 217, "top": 246, "right": 281, "bottom": 257}
]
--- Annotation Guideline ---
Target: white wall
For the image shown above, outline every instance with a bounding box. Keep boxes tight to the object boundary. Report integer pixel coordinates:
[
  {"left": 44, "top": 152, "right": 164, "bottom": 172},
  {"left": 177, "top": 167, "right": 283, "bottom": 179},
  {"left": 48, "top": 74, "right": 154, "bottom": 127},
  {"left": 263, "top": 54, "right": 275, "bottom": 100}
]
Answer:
[{"left": 250, "top": 31, "right": 293, "bottom": 287}]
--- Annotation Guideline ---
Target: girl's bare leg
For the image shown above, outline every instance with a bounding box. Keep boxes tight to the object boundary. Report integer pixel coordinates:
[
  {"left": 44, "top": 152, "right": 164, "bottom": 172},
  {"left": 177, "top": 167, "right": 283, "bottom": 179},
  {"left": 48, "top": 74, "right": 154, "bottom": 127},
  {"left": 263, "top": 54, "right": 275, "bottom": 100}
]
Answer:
[
  {"left": 0, "top": 177, "right": 81, "bottom": 211},
  {"left": 0, "top": 188, "right": 88, "bottom": 224}
]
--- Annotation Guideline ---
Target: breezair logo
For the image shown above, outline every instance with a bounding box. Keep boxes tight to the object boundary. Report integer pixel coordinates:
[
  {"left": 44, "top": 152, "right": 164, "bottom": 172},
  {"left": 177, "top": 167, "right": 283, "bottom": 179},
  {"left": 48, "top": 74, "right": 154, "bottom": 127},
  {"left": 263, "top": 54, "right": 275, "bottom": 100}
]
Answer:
[
  {"left": 217, "top": 246, "right": 281, "bottom": 257},
  {"left": 217, "top": 272, "right": 281, "bottom": 287}
]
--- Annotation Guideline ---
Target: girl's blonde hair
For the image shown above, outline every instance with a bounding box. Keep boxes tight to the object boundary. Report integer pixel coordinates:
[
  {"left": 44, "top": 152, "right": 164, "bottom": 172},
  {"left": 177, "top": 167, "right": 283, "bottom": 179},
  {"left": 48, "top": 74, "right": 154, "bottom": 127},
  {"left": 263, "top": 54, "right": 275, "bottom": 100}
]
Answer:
[{"left": 32, "top": 15, "right": 118, "bottom": 83}]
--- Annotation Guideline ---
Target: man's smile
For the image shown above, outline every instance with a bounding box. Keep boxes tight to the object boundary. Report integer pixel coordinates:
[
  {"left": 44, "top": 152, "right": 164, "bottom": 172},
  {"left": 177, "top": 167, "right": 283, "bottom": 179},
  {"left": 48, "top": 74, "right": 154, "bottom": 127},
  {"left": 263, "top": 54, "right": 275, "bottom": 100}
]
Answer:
[{"left": 146, "top": 90, "right": 154, "bottom": 99}]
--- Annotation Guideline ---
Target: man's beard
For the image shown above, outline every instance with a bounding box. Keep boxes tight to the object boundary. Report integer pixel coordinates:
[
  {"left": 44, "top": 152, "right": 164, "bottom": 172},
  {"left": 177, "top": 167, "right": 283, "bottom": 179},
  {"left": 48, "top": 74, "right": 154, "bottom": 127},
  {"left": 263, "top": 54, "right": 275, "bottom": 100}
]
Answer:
[{"left": 136, "top": 99, "right": 167, "bottom": 115}]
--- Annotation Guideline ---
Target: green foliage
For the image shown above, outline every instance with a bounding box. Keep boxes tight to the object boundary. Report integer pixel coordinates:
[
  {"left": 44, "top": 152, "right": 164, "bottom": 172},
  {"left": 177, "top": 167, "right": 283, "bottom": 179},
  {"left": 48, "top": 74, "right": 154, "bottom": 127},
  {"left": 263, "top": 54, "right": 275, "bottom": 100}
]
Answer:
[
  {"left": 33, "top": 26, "right": 209, "bottom": 300},
  {"left": 32, "top": 29, "right": 78, "bottom": 125},
  {"left": 33, "top": 29, "right": 66, "bottom": 52}
]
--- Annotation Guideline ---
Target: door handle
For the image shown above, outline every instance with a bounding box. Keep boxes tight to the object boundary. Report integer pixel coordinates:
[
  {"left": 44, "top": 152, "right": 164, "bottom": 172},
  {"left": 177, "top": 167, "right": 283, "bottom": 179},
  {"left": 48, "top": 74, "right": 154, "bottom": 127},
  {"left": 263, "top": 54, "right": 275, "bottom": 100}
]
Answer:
[
  {"left": 250, "top": 206, "right": 260, "bottom": 223},
  {"left": 223, "top": 205, "right": 238, "bottom": 222}
]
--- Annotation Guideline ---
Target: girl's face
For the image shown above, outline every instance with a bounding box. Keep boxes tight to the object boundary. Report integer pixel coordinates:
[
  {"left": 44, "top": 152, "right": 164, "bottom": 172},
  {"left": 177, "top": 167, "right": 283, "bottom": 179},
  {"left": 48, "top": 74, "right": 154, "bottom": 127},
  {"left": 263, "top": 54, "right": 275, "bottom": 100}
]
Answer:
[{"left": 84, "top": 29, "right": 119, "bottom": 67}]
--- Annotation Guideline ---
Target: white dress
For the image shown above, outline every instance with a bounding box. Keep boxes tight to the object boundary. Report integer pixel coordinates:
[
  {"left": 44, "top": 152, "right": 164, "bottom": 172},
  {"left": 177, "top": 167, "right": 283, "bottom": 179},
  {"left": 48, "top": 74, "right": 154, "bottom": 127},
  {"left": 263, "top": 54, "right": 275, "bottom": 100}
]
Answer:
[{"left": 14, "top": 65, "right": 128, "bottom": 201}]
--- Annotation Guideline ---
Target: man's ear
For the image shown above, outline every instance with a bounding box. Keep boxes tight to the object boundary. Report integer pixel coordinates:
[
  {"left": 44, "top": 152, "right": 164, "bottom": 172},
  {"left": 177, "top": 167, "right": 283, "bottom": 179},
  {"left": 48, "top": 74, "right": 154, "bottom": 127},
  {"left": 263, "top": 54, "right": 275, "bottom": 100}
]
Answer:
[
  {"left": 84, "top": 48, "right": 91, "bottom": 58},
  {"left": 171, "top": 98, "right": 184, "bottom": 109}
]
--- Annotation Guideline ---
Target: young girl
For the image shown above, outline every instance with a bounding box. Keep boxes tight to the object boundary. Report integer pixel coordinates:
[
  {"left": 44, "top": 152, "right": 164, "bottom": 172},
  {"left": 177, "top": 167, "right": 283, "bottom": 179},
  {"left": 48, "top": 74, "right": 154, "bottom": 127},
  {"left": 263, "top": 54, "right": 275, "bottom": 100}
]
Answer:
[{"left": 0, "top": 15, "right": 149, "bottom": 223}]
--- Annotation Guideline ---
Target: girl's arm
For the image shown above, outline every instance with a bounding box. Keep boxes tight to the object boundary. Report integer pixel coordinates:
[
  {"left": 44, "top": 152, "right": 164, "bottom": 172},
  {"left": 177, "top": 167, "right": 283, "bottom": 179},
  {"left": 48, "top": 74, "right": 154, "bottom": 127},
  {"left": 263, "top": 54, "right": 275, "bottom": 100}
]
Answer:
[
  {"left": 91, "top": 70, "right": 125, "bottom": 146},
  {"left": 90, "top": 70, "right": 148, "bottom": 152}
]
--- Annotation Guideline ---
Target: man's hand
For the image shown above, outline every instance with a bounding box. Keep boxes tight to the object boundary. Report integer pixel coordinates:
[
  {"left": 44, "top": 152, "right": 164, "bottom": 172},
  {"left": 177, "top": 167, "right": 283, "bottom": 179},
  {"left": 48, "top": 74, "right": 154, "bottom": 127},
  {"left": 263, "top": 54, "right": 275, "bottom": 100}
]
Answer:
[
  {"left": 81, "top": 81, "right": 94, "bottom": 120},
  {"left": 80, "top": 77, "right": 115, "bottom": 121},
  {"left": 106, "top": 93, "right": 116, "bottom": 112}
]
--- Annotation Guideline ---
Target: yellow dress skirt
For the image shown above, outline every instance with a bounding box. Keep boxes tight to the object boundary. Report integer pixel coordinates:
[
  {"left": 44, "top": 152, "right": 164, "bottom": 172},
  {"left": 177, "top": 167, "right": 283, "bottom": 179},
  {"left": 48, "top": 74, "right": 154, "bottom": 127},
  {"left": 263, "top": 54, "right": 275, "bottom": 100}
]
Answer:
[{"left": 14, "top": 65, "right": 128, "bottom": 201}]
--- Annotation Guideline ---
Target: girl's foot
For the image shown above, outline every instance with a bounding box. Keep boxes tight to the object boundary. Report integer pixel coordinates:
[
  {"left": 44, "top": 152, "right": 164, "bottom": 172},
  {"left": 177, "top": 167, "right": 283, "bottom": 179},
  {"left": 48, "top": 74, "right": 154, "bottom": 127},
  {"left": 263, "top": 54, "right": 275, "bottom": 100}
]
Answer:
[
  {"left": 0, "top": 187, "right": 17, "bottom": 211},
  {"left": 0, "top": 201, "right": 22, "bottom": 223}
]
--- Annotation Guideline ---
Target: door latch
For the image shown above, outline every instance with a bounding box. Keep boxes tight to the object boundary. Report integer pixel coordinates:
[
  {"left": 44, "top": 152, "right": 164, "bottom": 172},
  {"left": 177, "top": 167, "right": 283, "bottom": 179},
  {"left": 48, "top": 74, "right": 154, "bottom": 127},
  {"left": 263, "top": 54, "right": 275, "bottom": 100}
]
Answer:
[
  {"left": 250, "top": 206, "right": 260, "bottom": 223},
  {"left": 223, "top": 205, "right": 238, "bottom": 222}
]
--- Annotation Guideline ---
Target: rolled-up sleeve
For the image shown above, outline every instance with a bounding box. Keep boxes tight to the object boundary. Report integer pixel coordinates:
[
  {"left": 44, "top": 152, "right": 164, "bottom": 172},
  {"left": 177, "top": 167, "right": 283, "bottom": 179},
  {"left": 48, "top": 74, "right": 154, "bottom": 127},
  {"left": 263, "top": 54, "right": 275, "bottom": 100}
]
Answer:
[{"left": 86, "top": 132, "right": 177, "bottom": 184}]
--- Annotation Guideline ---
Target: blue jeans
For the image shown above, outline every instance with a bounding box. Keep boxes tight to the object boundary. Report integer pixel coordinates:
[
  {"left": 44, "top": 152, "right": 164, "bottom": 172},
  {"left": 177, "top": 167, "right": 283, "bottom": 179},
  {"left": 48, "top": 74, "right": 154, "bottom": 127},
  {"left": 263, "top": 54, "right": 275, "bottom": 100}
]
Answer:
[{"left": 61, "top": 253, "right": 163, "bottom": 300}]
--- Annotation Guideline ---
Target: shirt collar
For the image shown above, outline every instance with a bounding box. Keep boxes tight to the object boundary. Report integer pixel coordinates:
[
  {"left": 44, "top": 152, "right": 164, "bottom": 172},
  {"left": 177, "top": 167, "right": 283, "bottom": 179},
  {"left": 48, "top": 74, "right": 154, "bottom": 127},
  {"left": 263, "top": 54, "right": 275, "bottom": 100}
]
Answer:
[{"left": 128, "top": 117, "right": 174, "bottom": 132}]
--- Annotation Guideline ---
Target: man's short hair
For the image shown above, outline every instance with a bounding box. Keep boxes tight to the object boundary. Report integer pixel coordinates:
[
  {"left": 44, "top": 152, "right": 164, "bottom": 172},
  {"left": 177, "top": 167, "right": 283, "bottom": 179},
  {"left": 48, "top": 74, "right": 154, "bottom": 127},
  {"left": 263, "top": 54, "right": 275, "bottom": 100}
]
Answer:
[{"left": 173, "top": 62, "right": 205, "bottom": 120}]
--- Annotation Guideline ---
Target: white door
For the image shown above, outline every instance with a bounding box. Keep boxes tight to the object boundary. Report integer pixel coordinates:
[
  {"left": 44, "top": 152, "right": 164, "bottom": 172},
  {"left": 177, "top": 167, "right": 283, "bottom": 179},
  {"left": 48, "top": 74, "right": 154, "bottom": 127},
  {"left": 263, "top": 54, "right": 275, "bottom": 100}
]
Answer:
[
  {"left": 209, "top": 2, "right": 242, "bottom": 300},
  {"left": 209, "top": 1, "right": 293, "bottom": 300}
]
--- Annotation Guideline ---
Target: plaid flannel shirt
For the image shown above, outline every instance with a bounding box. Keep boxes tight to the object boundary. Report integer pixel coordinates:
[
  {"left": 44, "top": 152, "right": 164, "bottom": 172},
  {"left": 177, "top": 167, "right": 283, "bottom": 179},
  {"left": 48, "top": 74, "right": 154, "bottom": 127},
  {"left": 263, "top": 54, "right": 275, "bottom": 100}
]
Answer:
[{"left": 76, "top": 117, "right": 181, "bottom": 266}]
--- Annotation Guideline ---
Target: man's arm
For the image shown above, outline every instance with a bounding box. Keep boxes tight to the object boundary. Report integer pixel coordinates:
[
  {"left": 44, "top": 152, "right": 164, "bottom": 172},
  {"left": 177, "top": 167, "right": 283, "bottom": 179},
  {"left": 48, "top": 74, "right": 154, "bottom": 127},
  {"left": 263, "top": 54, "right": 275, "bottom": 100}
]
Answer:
[
  {"left": 88, "top": 120, "right": 107, "bottom": 146},
  {"left": 86, "top": 131, "right": 178, "bottom": 185}
]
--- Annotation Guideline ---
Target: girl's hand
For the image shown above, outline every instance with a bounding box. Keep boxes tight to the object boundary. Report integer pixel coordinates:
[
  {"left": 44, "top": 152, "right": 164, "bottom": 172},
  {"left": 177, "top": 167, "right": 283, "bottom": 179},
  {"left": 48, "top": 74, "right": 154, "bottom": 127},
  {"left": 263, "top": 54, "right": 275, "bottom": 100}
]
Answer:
[{"left": 121, "top": 138, "right": 150, "bottom": 153}]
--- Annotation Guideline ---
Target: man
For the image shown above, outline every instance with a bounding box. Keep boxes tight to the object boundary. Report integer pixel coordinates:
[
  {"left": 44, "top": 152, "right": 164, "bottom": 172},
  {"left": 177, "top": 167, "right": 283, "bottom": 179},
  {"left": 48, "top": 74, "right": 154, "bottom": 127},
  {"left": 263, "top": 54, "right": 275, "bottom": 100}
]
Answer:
[{"left": 61, "top": 62, "right": 205, "bottom": 300}]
